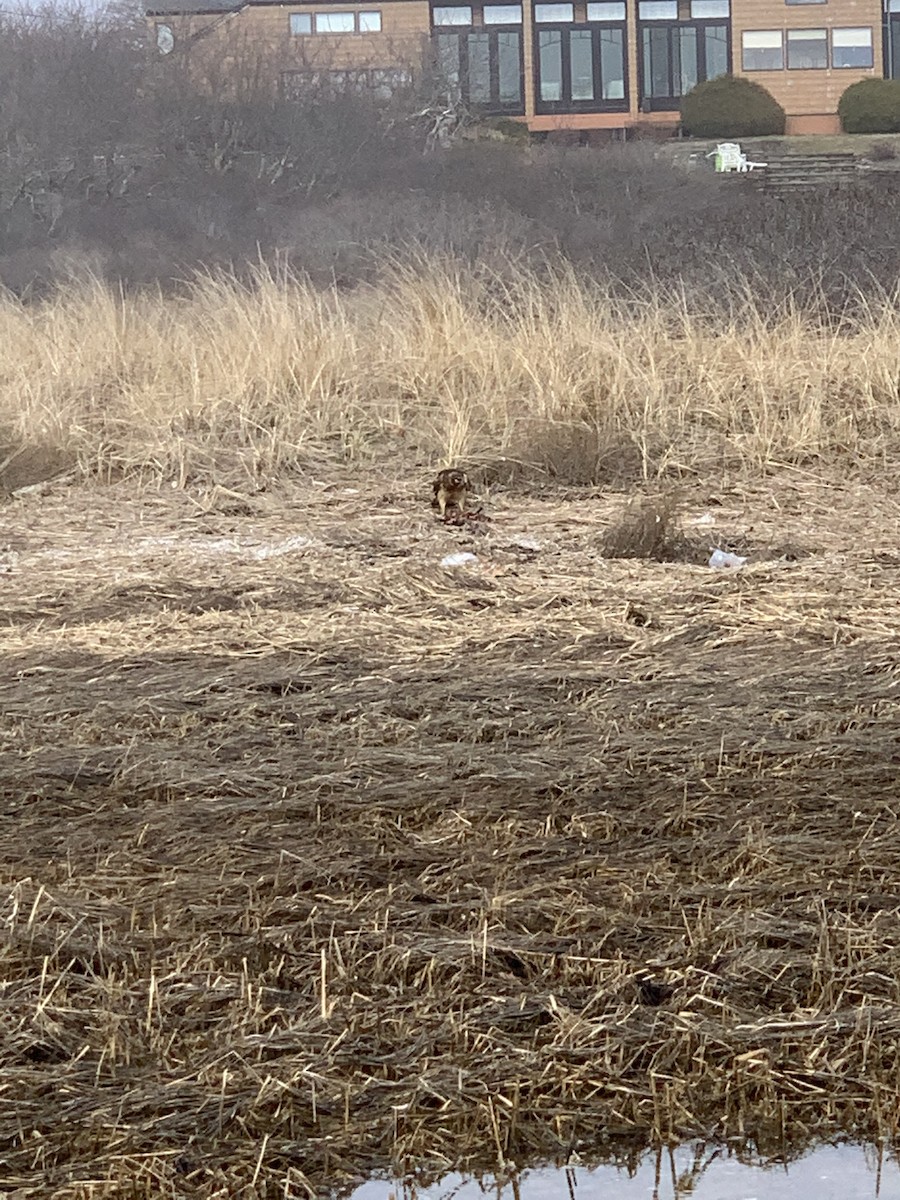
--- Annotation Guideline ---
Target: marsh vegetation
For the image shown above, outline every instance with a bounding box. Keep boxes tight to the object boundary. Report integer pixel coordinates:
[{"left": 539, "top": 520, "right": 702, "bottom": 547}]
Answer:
[{"left": 3, "top": 8, "right": 900, "bottom": 1198}]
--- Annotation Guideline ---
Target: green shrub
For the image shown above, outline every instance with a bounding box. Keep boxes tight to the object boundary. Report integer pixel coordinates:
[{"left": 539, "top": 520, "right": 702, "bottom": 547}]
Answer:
[
  {"left": 839, "top": 80, "right": 900, "bottom": 134},
  {"left": 680, "top": 75, "right": 786, "bottom": 138}
]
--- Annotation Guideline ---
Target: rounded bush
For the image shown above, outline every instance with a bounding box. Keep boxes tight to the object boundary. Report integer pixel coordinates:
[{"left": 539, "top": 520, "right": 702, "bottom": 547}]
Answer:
[
  {"left": 838, "top": 79, "right": 900, "bottom": 134},
  {"left": 680, "top": 75, "right": 786, "bottom": 139}
]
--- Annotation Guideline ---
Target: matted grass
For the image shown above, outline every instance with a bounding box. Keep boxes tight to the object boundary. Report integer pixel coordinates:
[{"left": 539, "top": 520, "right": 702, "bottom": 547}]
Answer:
[{"left": 2, "top": 466, "right": 900, "bottom": 1197}]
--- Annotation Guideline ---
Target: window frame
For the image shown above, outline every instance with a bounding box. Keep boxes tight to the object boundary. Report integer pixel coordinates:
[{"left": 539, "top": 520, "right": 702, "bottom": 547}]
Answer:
[
  {"left": 832, "top": 26, "right": 874, "bottom": 68},
  {"left": 432, "top": 5, "right": 474, "bottom": 25},
  {"left": 587, "top": 1, "right": 625, "bottom": 18},
  {"left": 292, "top": 10, "right": 383, "bottom": 35},
  {"left": 535, "top": 3, "right": 575, "bottom": 21},
  {"left": 434, "top": 24, "right": 526, "bottom": 112},
  {"left": 741, "top": 29, "right": 784, "bottom": 70},
  {"left": 483, "top": 4, "right": 523, "bottom": 22},
  {"left": 638, "top": 1, "right": 678, "bottom": 19},
  {"left": 534, "top": 20, "right": 629, "bottom": 114},
  {"left": 689, "top": 0, "right": 728, "bottom": 16},
  {"left": 889, "top": 13, "right": 900, "bottom": 79},
  {"left": 313, "top": 10, "right": 356, "bottom": 32},
  {"left": 638, "top": 18, "right": 730, "bottom": 110},
  {"left": 786, "top": 26, "right": 827, "bottom": 69}
]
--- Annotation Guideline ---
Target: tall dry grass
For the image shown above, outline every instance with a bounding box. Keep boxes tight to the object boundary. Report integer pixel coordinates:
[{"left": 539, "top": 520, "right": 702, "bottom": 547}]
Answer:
[{"left": 2, "top": 258, "right": 900, "bottom": 488}]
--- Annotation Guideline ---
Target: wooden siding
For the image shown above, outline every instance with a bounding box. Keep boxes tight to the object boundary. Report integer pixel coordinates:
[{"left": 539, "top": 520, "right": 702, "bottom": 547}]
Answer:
[
  {"left": 522, "top": 0, "right": 535, "bottom": 118},
  {"left": 161, "top": 1, "right": 429, "bottom": 81},
  {"left": 732, "top": 0, "right": 882, "bottom": 117},
  {"left": 156, "top": 0, "right": 888, "bottom": 130}
]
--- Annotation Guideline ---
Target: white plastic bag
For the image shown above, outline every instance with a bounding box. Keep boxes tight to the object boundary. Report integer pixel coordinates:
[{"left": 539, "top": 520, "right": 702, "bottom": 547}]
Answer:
[{"left": 709, "top": 549, "right": 747, "bottom": 570}]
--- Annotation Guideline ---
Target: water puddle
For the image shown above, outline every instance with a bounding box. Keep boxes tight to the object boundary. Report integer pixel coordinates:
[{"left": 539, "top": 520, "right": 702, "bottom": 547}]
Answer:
[{"left": 352, "top": 1142, "right": 900, "bottom": 1200}]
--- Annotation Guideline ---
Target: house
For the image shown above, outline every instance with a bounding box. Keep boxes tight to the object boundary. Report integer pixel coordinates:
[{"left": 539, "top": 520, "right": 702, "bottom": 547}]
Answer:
[{"left": 146, "top": 0, "right": 899, "bottom": 135}]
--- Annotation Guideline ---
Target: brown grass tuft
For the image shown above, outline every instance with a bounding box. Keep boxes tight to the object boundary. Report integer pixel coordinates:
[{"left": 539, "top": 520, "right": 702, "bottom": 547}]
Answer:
[
  {"left": 601, "top": 492, "right": 692, "bottom": 562},
  {"left": 1, "top": 259, "right": 900, "bottom": 492}
]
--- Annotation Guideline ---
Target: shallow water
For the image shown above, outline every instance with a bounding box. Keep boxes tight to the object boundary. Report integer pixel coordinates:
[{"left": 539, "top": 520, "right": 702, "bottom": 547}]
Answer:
[{"left": 352, "top": 1142, "right": 900, "bottom": 1200}]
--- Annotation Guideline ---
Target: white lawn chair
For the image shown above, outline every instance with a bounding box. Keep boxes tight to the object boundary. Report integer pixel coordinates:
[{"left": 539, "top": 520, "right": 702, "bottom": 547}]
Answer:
[{"left": 706, "top": 142, "right": 768, "bottom": 172}]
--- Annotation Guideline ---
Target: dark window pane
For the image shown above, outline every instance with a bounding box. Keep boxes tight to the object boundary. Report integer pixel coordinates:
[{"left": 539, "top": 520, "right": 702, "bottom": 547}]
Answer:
[
  {"left": 570, "top": 29, "right": 594, "bottom": 99},
  {"left": 467, "top": 31, "right": 491, "bottom": 100},
  {"left": 678, "top": 25, "right": 697, "bottom": 92},
  {"left": 642, "top": 28, "right": 652, "bottom": 95},
  {"left": 741, "top": 33, "right": 783, "bottom": 70},
  {"left": 653, "top": 27, "right": 672, "bottom": 95},
  {"left": 787, "top": 29, "right": 826, "bottom": 69},
  {"left": 703, "top": 24, "right": 728, "bottom": 78},
  {"left": 497, "top": 31, "right": 521, "bottom": 101},
  {"left": 832, "top": 28, "right": 873, "bottom": 68},
  {"left": 599, "top": 27, "right": 625, "bottom": 98},
  {"left": 889, "top": 19, "right": 900, "bottom": 77},
  {"left": 643, "top": 26, "right": 672, "bottom": 96},
  {"left": 539, "top": 30, "right": 563, "bottom": 100},
  {"left": 436, "top": 32, "right": 462, "bottom": 95}
]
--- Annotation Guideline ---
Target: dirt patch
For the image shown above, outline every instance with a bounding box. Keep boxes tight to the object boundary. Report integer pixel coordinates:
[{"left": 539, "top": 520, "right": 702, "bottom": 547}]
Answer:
[{"left": 1, "top": 471, "right": 900, "bottom": 1196}]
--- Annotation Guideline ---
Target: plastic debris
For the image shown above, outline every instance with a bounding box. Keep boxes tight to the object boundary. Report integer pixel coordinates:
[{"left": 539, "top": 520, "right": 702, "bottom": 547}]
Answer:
[
  {"left": 709, "top": 549, "right": 747, "bottom": 570},
  {"left": 511, "top": 537, "right": 541, "bottom": 553},
  {"left": 441, "top": 552, "right": 478, "bottom": 568}
]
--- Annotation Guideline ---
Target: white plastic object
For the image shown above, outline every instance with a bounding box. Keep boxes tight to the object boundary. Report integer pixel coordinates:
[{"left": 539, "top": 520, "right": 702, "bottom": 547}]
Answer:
[{"left": 709, "top": 549, "right": 747, "bottom": 570}]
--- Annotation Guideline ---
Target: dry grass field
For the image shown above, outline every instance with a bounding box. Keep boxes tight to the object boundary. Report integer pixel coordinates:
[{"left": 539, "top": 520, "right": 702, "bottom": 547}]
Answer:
[{"left": 3, "top": 266, "right": 900, "bottom": 1197}]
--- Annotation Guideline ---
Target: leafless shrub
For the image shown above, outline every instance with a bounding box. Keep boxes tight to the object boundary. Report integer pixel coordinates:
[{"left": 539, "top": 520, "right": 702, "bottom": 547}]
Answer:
[{"left": 601, "top": 492, "right": 693, "bottom": 561}]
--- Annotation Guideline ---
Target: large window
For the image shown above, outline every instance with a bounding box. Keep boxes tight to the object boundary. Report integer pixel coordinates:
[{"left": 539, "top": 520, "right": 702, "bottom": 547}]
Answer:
[
  {"left": 741, "top": 29, "right": 784, "bottom": 69},
  {"left": 435, "top": 25, "right": 524, "bottom": 111},
  {"left": 483, "top": 4, "right": 522, "bottom": 20},
  {"left": 832, "top": 26, "right": 873, "bottom": 68},
  {"left": 690, "top": 0, "right": 728, "bottom": 14},
  {"left": 535, "top": 3, "right": 574, "bottom": 19},
  {"left": 742, "top": 26, "right": 873, "bottom": 70},
  {"left": 640, "top": 21, "right": 728, "bottom": 108},
  {"left": 291, "top": 10, "right": 384, "bottom": 34},
  {"left": 314, "top": 11, "right": 355, "bottom": 32},
  {"left": 535, "top": 23, "right": 627, "bottom": 110},
  {"left": 886, "top": 9, "right": 900, "bottom": 78},
  {"left": 433, "top": 6, "right": 473, "bottom": 23},
  {"left": 787, "top": 27, "right": 827, "bottom": 68},
  {"left": 639, "top": 1, "right": 677, "bottom": 17},
  {"left": 587, "top": 1, "right": 625, "bottom": 16}
]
